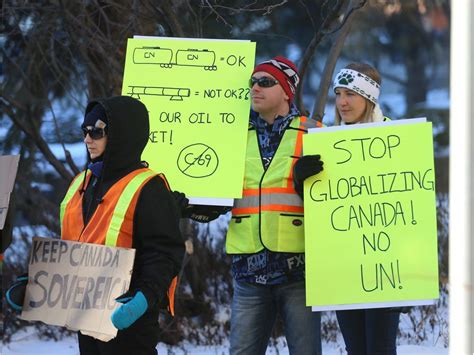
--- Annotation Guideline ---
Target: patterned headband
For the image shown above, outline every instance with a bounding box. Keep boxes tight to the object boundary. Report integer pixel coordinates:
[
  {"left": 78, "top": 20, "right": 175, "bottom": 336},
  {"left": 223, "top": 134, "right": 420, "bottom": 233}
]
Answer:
[{"left": 333, "top": 68, "right": 380, "bottom": 104}]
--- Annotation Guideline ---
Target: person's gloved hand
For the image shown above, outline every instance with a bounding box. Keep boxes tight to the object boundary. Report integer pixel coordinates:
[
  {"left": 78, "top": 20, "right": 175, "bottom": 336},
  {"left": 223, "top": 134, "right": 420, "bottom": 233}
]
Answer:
[
  {"left": 293, "top": 155, "right": 324, "bottom": 184},
  {"left": 171, "top": 191, "right": 189, "bottom": 217},
  {"left": 6, "top": 274, "right": 28, "bottom": 312},
  {"left": 111, "top": 291, "right": 148, "bottom": 330},
  {"left": 183, "top": 205, "right": 231, "bottom": 223}
]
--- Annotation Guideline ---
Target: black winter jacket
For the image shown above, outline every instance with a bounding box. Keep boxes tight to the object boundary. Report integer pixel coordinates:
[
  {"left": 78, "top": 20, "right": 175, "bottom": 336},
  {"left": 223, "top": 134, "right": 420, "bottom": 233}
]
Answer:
[{"left": 80, "top": 96, "right": 184, "bottom": 312}]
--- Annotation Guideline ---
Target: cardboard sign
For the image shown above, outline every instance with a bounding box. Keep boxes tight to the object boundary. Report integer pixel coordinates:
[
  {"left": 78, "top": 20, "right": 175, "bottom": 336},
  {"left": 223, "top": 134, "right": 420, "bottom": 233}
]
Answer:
[
  {"left": 303, "top": 119, "right": 439, "bottom": 311},
  {"left": 122, "top": 37, "right": 256, "bottom": 205},
  {"left": 21, "top": 237, "right": 135, "bottom": 341},
  {"left": 0, "top": 154, "right": 20, "bottom": 229}
]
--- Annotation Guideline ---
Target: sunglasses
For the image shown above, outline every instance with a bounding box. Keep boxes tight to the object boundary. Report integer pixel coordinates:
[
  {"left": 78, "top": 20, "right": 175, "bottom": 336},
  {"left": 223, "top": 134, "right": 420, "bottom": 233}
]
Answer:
[
  {"left": 249, "top": 76, "right": 279, "bottom": 88},
  {"left": 82, "top": 127, "right": 106, "bottom": 140}
]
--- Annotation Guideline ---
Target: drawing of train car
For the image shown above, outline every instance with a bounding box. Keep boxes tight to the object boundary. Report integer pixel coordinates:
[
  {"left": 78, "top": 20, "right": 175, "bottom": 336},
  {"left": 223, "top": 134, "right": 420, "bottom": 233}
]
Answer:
[
  {"left": 175, "top": 49, "right": 217, "bottom": 71},
  {"left": 133, "top": 47, "right": 173, "bottom": 67}
]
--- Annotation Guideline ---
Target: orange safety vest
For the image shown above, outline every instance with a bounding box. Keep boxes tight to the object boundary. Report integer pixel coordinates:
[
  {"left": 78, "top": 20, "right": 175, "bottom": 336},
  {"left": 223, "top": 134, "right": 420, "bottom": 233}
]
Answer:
[
  {"left": 60, "top": 167, "right": 178, "bottom": 315},
  {"left": 226, "top": 116, "right": 323, "bottom": 254}
]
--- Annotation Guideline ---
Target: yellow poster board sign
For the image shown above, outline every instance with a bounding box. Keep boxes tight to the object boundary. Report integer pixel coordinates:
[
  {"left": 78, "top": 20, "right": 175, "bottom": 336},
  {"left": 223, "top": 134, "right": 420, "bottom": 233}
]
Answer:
[
  {"left": 122, "top": 37, "right": 256, "bottom": 203},
  {"left": 303, "top": 119, "right": 439, "bottom": 310}
]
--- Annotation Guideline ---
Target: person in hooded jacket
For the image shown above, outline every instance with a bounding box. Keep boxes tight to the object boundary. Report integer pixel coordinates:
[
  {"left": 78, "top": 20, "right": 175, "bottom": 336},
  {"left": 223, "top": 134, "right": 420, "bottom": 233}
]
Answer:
[{"left": 7, "top": 96, "right": 185, "bottom": 355}]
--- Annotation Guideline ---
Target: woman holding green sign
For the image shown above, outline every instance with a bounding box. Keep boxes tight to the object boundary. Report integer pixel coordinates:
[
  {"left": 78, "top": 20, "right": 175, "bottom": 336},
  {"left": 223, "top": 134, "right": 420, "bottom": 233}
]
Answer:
[
  {"left": 333, "top": 63, "right": 401, "bottom": 355},
  {"left": 294, "top": 62, "right": 403, "bottom": 354}
]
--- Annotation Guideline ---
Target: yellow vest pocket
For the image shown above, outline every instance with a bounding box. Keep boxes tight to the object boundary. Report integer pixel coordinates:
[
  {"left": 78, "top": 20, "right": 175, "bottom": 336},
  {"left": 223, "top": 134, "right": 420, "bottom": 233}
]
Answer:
[{"left": 276, "top": 213, "right": 305, "bottom": 252}]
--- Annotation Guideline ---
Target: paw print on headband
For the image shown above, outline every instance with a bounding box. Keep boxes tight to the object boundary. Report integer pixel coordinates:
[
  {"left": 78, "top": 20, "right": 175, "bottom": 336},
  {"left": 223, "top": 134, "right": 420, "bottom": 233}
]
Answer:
[{"left": 337, "top": 72, "right": 354, "bottom": 85}]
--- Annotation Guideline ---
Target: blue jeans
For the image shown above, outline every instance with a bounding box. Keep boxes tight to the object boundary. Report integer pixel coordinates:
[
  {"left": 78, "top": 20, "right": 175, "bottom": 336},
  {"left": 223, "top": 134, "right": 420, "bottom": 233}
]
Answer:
[
  {"left": 230, "top": 280, "right": 322, "bottom": 355},
  {"left": 336, "top": 309, "right": 400, "bottom": 355}
]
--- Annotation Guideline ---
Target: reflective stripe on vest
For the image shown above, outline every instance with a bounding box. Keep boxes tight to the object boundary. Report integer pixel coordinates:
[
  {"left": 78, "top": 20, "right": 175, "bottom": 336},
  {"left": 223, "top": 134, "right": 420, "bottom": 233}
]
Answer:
[
  {"left": 60, "top": 171, "right": 90, "bottom": 234},
  {"left": 104, "top": 170, "right": 155, "bottom": 246},
  {"left": 227, "top": 116, "right": 322, "bottom": 254},
  {"left": 60, "top": 168, "right": 156, "bottom": 246},
  {"left": 231, "top": 193, "right": 304, "bottom": 214},
  {"left": 233, "top": 116, "right": 322, "bottom": 214}
]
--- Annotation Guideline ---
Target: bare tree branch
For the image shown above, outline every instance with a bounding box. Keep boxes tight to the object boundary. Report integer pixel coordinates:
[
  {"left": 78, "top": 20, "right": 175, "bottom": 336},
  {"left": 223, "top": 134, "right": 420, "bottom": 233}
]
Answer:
[
  {"left": 311, "top": 9, "right": 355, "bottom": 122},
  {"left": 160, "top": 0, "right": 187, "bottom": 37},
  {"left": 204, "top": 0, "right": 233, "bottom": 28},
  {"left": 294, "top": 0, "right": 345, "bottom": 112},
  {"left": 209, "top": 0, "right": 288, "bottom": 14},
  {"left": 46, "top": 101, "right": 80, "bottom": 175},
  {"left": 322, "top": 0, "right": 366, "bottom": 35},
  {"left": 295, "top": 0, "right": 367, "bottom": 113},
  {"left": 3, "top": 98, "right": 74, "bottom": 182}
]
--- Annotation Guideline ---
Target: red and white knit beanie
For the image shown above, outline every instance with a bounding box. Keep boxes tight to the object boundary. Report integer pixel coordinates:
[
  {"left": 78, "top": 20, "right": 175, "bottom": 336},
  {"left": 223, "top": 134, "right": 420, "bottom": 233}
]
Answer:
[{"left": 252, "top": 56, "right": 300, "bottom": 102}]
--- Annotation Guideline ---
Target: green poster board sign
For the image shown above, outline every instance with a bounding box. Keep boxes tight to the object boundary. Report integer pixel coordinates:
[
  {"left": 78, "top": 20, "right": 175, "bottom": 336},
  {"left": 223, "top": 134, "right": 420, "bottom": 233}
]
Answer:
[
  {"left": 303, "top": 119, "right": 439, "bottom": 310},
  {"left": 122, "top": 37, "right": 256, "bottom": 203}
]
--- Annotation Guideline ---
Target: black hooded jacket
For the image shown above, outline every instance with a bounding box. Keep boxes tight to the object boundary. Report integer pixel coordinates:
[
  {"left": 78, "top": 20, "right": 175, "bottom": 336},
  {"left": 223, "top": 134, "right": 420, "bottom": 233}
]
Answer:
[{"left": 80, "top": 96, "right": 184, "bottom": 312}]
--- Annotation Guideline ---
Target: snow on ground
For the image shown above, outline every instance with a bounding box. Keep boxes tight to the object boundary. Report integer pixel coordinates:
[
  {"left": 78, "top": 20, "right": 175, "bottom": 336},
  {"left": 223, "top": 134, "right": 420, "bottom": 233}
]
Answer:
[{"left": 3, "top": 327, "right": 448, "bottom": 355}]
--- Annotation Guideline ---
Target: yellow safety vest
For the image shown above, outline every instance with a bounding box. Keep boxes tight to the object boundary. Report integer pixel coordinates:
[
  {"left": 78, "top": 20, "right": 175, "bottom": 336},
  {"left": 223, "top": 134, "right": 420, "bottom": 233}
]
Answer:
[{"left": 226, "top": 116, "right": 322, "bottom": 254}]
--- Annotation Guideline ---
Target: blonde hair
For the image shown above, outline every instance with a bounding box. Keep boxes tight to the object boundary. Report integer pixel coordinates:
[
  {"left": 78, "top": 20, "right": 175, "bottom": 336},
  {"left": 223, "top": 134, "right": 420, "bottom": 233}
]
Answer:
[{"left": 334, "top": 63, "right": 382, "bottom": 125}]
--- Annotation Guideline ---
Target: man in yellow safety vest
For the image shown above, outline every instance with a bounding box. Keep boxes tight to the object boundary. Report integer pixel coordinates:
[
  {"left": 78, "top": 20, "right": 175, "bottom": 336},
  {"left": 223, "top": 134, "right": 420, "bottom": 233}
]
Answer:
[{"left": 226, "top": 56, "right": 324, "bottom": 355}]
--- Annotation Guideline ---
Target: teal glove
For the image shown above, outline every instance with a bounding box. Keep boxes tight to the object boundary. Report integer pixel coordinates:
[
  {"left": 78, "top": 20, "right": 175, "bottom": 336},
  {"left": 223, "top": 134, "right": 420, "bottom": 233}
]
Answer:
[
  {"left": 6, "top": 274, "right": 28, "bottom": 312},
  {"left": 111, "top": 291, "right": 148, "bottom": 330}
]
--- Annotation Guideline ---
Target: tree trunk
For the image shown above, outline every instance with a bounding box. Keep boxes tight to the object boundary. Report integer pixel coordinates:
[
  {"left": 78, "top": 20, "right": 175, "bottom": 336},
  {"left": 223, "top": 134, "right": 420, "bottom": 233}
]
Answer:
[{"left": 311, "top": 15, "right": 354, "bottom": 122}]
